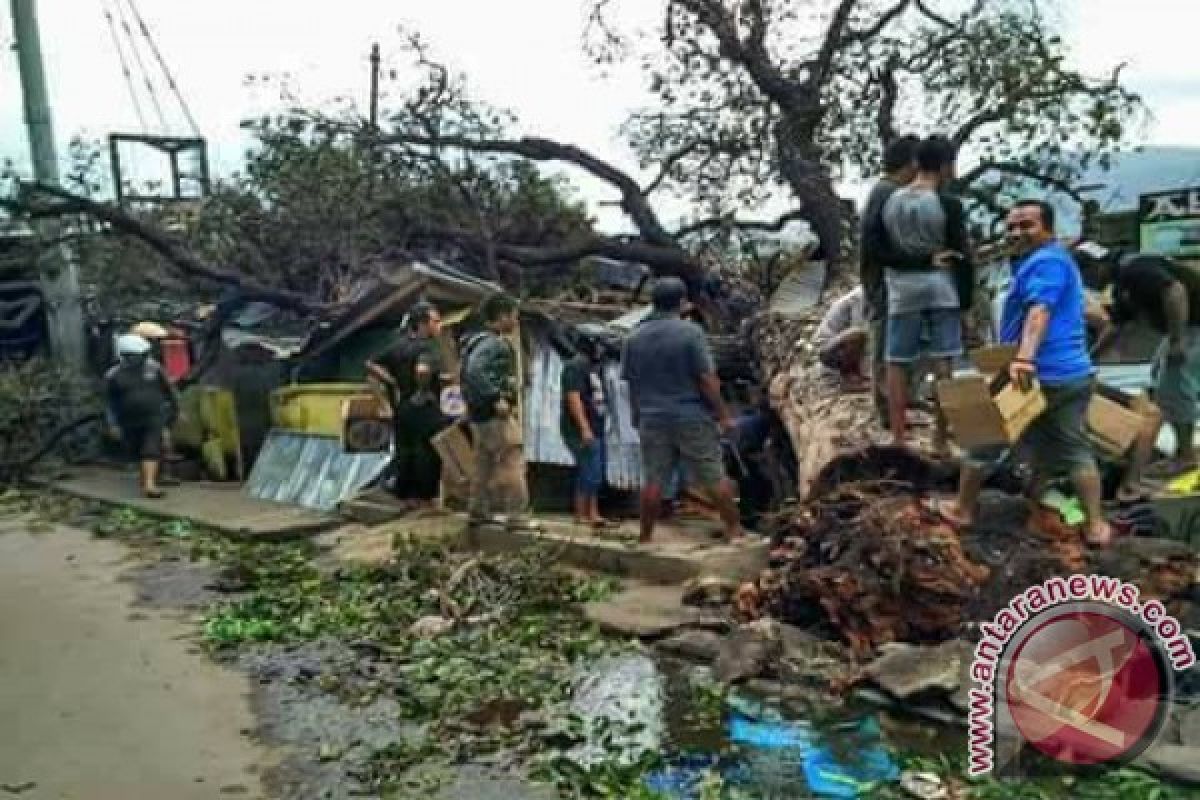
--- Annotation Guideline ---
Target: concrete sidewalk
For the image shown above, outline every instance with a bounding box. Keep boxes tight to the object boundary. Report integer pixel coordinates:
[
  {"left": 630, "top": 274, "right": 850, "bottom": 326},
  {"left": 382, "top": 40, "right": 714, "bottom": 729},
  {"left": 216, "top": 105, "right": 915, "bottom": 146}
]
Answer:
[
  {"left": 468, "top": 515, "right": 770, "bottom": 585},
  {"left": 44, "top": 466, "right": 336, "bottom": 541}
]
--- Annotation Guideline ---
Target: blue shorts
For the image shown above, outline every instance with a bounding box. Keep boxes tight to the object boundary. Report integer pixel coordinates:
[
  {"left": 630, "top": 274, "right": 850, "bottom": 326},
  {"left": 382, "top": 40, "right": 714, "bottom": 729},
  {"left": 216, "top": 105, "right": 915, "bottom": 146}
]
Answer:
[
  {"left": 886, "top": 309, "right": 963, "bottom": 364},
  {"left": 571, "top": 438, "right": 606, "bottom": 498}
]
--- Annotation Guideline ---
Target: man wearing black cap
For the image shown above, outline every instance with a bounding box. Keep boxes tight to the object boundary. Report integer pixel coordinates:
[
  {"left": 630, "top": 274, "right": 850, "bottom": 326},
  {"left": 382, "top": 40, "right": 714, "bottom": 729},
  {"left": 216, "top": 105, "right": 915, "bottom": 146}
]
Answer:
[
  {"left": 366, "top": 301, "right": 448, "bottom": 507},
  {"left": 621, "top": 277, "right": 744, "bottom": 543}
]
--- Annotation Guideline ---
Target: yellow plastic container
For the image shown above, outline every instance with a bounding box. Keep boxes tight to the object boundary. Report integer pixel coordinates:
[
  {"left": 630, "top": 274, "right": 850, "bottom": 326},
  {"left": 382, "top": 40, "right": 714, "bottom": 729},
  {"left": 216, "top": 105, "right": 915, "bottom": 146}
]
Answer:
[
  {"left": 270, "top": 383, "right": 374, "bottom": 438},
  {"left": 171, "top": 386, "right": 243, "bottom": 480}
]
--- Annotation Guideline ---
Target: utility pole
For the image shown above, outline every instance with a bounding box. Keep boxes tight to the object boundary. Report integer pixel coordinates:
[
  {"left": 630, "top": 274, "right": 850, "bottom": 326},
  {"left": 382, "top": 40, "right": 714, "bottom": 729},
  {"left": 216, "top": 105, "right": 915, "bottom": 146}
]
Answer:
[
  {"left": 369, "top": 43, "right": 381, "bottom": 132},
  {"left": 11, "top": 0, "right": 85, "bottom": 366},
  {"left": 366, "top": 42, "right": 381, "bottom": 200}
]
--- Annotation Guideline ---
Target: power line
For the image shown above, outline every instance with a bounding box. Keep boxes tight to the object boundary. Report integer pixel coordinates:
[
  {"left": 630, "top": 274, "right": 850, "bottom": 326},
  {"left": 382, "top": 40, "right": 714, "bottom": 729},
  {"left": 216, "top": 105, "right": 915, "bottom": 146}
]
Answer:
[
  {"left": 112, "top": 0, "right": 167, "bottom": 132},
  {"left": 100, "top": 0, "right": 148, "bottom": 131},
  {"left": 124, "top": 0, "right": 201, "bottom": 137}
]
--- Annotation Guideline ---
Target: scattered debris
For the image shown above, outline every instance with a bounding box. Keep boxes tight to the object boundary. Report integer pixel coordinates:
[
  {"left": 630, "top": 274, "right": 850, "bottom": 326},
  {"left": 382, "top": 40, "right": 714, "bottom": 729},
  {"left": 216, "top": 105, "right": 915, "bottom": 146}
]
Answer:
[
  {"left": 733, "top": 581, "right": 763, "bottom": 622},
  {"left": 862, "top": 640, "right": 973, "bottom": 701},
  {"left": 655, "top": 629, "right": 724, "bottom": 662},
  {"left": 899, "top": 770, "right": 949, "bottom": 800},
  {"left": 681, "top": 574, "right": 737, "bottom": 608},
  {"left": 408, "top": 615, "right": 455, "bottom": 639},
  {"left": 715, "top": 618, "right": 783, "bottom": 684}
]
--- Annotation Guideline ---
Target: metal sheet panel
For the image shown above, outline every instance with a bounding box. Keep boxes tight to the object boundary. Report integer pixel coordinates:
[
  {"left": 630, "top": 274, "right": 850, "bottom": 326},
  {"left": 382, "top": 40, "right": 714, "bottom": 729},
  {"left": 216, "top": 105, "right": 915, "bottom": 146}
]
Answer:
[
  {"left": 522, "top": 342, "right": 643, "bottom": 491},
  {"left": 245, "top": 430, "right": 391, "bottom": 512},
  {"left": 523, "top": 344, "right": 573, "bottom": 468}
]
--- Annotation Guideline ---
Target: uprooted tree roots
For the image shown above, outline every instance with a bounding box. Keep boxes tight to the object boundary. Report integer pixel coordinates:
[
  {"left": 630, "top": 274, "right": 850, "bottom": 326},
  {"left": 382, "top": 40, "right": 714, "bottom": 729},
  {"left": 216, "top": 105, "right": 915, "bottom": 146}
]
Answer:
[
  {"left": 769, "top": 483, "right": 991, "bottom": 657},
  {"left": 759, "top": 447, "right": 1200, "bottom": 658}
]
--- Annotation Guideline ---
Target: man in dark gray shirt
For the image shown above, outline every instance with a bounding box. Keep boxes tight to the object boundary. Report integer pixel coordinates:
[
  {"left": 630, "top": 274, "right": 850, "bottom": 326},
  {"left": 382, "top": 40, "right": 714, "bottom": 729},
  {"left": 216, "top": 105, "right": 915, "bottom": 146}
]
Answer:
[
  {"left": 860, "top": 135, "right": 919, "bottom": 424},
  {"left": 622, "top": 277, "right": 743, "bottom": 543}
]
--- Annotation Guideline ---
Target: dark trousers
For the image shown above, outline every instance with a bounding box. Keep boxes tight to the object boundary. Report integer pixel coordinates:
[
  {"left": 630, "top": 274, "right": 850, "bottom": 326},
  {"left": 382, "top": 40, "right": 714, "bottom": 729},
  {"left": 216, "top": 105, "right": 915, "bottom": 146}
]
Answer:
[{"left": 392, "top": 398, "right": 446, "bottom": 500}]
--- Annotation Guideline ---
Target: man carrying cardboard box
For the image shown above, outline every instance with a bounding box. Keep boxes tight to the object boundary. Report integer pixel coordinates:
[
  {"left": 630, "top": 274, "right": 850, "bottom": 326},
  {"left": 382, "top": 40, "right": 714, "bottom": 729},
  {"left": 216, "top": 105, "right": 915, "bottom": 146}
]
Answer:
[{"left": 937, "top": 200, "right": 1112, "bottom": 547}]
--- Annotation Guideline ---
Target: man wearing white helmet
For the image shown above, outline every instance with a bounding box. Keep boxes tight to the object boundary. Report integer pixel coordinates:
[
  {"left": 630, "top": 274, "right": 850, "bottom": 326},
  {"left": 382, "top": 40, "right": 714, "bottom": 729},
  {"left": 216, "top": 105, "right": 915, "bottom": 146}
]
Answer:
[{"left": 105, "top": 333, "right": 179, "bottom": 498}]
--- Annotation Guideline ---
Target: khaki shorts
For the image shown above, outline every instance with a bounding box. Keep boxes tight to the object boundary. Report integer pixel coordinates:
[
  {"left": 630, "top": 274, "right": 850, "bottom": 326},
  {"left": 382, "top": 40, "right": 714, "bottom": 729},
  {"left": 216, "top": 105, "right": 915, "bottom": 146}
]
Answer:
[{"left": 638, "top": 417, "right": 725, "bottom": 490}]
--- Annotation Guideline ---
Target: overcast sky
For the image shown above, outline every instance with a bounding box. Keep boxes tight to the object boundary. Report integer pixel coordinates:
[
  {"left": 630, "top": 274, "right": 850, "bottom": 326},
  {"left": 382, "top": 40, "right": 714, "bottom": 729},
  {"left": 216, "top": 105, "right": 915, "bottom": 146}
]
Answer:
[{"left": 2, "top": 0, "right": 1197, "bottom": 229}]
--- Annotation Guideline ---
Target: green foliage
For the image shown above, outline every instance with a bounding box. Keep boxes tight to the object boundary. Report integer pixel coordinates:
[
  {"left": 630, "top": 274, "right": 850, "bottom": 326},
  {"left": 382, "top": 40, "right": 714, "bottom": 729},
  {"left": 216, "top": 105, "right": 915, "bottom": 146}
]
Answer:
[
  {"left": 867, "top": 751, "right": 1195, "bottom": 800},
  {"left": 186, "top": 57, "right": 594, "bottom": 299},
  {"left": 92, "top": 506, "right": 195, "bottom": 540},
  {"left": 531, "top": 744, "right": 666, "bottom": 799},
  {"left": 196, "top": 534, "right": 641, "bottom": 793},
  {"left": 0, "top": 357, "right": 98, "bottom": 467}
]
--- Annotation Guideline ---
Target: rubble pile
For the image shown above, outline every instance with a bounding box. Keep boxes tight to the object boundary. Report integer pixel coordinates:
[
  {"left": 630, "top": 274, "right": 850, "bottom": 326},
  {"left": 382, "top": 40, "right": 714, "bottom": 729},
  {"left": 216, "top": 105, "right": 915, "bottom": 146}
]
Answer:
[
  {"left": 956, "top": 495, "right": 1091, "bottom": 621},
  {"left": 1093, "top": 537, "right": 1200, "bottom": 620},
  {"left": 768, "top": 482, "right": 991, "bottom": 657}
]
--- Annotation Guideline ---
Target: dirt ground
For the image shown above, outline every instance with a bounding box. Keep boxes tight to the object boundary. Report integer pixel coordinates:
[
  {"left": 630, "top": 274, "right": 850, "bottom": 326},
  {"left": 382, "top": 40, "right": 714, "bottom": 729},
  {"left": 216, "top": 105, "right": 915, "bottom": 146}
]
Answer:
[{"left": 0, "top": 521, "right": 269, "bottom": 800}]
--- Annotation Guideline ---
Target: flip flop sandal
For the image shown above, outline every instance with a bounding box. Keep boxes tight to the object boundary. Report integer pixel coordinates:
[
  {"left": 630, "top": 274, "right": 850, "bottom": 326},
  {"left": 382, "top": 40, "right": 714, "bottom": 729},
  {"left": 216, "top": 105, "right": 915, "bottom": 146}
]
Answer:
[
  {"left": 144, "top": 488, "right": 165, "bottom": 499},
  {"left": 592, "top": 518, "right": 623, "bottom": 530}
]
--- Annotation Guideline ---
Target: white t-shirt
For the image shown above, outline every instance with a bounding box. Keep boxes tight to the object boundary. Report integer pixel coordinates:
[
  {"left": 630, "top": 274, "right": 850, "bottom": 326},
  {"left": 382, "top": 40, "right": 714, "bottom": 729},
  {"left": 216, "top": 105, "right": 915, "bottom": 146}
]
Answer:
[{"left": 814, "top": 287, "right": 866, "bottom": 351}]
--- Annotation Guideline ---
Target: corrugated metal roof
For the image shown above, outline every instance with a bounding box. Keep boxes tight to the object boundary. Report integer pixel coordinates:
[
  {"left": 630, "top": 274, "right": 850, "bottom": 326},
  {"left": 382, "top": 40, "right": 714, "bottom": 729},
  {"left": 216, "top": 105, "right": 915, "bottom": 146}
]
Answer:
[
  {"left": 590, "top": 257, "right": 650, "bottom": 290},
  {"left": 769, "top": 261, "right": 827, "bottom": 317},
  {"left": 303, "top": 260, "right": 503, "bottom": 362},
  {"left": 245, "top": 431, "right": 391, "bottom": 511},
  {"left": 522, "top": 340, "right": 642, "bottom": 491},
  {"left": 608, "top": 305, "right": 654, "bottom": 332}
]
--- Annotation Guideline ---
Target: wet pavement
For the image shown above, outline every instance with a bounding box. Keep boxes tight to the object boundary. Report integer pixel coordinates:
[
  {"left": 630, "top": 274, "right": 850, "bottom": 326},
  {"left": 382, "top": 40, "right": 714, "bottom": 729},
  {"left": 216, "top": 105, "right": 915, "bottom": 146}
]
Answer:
[{"left": 0, "top": 522, "right": 268, "bottom": 800}]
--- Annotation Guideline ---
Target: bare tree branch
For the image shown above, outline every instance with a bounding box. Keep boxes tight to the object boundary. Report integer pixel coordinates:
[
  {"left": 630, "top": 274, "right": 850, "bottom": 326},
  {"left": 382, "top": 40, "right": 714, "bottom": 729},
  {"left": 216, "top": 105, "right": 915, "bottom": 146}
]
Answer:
[
  {"left": 840, "top": 0, "right": 912, "bottom": 47},
  {"left": 411, "top": 224, "right": 698, "bottom": 277},
  {"left": 4, "top": 185, "right": 324, "bottom": 314},
  {"left": 913, "top": 0, "right": 956, "bottom": 28},
  {"left": 378, "top": 132, "right": 679, "bottom": 249},
  {"left": 954, "top": 160, "right": 1086, "bottom": 205},
  {"left": 812, "top": 0, "right": 860, "bottom": 88},
  {"left": 641, "top": 140, "right": 707, "bottom": 197},
  {"left": 673, "top": 209, "right": 810, "bottom": 240},
  {"left": 877, "top": 57, "right": 901, "bottom": 144}
]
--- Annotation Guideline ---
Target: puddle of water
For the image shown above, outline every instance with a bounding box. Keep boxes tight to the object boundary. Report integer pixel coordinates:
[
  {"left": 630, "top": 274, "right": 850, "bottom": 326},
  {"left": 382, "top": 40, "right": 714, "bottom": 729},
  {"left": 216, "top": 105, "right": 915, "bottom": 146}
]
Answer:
[{"left": 570, "top": 653, "right": 941, "bottom": 799}]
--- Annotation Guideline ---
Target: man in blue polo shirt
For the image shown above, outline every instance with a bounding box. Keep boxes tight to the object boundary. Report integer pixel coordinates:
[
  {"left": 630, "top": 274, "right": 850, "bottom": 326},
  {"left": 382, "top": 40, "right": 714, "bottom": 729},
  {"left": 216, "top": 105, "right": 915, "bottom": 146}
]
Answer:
[{"left": 940, "top": 200, "right": 1112, "bottom": 546}]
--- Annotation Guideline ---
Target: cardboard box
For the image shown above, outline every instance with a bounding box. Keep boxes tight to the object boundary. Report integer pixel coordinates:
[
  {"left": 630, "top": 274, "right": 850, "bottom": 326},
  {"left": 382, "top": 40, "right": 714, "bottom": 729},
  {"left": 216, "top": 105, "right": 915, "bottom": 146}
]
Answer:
[
  {"left": 1086, "top": 394, "right": 1145, "bottom": 458},
  {"left": 1086, "top": 388, "right": 1163, "bottom": 459},
  {"left": 937, "top": 373, "right": 1047, "bottom": 449},
  {"left": 969, "top": 345, "right": 1018, "bottom": 376},
  {"left": 431, "top": 421, "right": 475, "bottom": 485}
]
